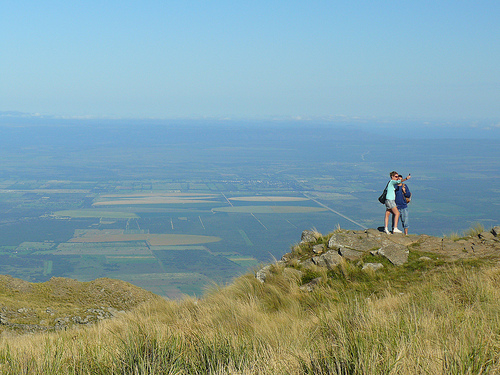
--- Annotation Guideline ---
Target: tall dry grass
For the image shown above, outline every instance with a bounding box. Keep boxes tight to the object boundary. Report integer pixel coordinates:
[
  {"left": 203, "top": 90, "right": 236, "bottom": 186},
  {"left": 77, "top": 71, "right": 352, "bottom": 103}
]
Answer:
[
  {"left": 1, "top": 262, "right": 500, "bottom": 374},
  {"left": 446, "top": 222, "right": 487, "bottom": 240}
]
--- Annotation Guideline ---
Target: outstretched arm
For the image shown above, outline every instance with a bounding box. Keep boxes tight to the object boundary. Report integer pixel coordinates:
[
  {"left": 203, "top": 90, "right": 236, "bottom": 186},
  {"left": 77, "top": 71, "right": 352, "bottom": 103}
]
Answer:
[{"left": 401, "top": 174, "right": 411, "bottom": 182}]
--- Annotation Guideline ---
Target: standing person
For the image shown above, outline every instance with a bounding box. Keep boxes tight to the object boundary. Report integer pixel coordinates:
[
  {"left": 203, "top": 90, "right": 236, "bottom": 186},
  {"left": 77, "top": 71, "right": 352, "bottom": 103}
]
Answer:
[
  {"left": 383, "top": 171, "right": 411, "bottom": 234},
  {"left": 394, "top": 179, "right": 412, "bottom": 235}
]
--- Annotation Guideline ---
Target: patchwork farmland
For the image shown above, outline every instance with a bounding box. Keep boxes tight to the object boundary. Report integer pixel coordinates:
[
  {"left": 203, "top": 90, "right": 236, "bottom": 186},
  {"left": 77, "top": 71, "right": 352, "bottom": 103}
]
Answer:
[{"left": 6, "top": 191, "right": 339, "bottom": 298}]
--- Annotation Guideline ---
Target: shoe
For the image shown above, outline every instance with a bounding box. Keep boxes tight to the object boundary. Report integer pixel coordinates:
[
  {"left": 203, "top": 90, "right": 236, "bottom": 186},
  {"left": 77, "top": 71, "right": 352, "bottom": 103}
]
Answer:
[
  {"left": 393, "top": 228, "right": 402, "bottom": 234},
  {"left": 384, "top": 228, "right": 390, "bottom": 234}
]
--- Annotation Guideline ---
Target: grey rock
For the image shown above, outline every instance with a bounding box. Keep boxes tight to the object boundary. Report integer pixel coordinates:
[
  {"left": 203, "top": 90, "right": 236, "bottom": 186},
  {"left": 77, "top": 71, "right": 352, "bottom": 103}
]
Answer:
[
  {"left": 365, "top": 228, "right": 382, "bottom": 238},
  {"left": 312, "top": 250, "right": 343, "bottom": 269},
  {"left": 362, "top": 263, "right": 384, "bottom": 272},
  {"left": 312, "top": 244, "right": 325, "bottom": 254},
  {"left": 72, "top": 316, "right": 89, "bottom": 324},
  {"left": 311, "top": 256, "right": 321, "bottom": 265},
  {"left": 0, "top": 314, "right": 9, "bottom": 325},
  {"left": 320, "top": 250, "right": 344, "bottom": 268},
  {"left": 491, "top": 226, "right": 500, "bottom": 237},
  {"left": 300, "top": 258, "right": 314, "bottom": 268},
  {"left": 338, "top": 247, "right": 364, "bottom": 261},
  {"left": 378, "top": 242, "right": 409, "bottom": 266},
  {"left": 328, "top": 231, "right": 381, "bottom": 253},
  {"left": 301, "top": 230, "right": 320, "bottom": 244},
  {"left": 54, "top": 317, "right": 70, "bottom": 330},
  {"left": 370, "top": 249, "right": 381, "bottom": 256},
  {"left": 480, "top": 231, "right": 495, "bottom": 241},
  {"left": 256, "top": 265, "right": 272, "bottom": 283}
]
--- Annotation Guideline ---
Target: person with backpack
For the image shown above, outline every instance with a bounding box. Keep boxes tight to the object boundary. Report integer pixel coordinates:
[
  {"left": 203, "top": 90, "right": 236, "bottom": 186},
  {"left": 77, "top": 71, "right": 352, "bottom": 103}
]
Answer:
[
  {"left": 394, "top": 178, "right": 412, "bottom": 235},
  {"left": 383, "top": 171, "right": 411, "bottom": 234}
]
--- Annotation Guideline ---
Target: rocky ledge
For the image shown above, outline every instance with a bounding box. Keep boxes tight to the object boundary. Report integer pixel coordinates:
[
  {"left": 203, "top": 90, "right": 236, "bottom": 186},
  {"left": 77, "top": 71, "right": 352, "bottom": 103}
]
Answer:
[{"left": 256, "top": 226, "right": 500, "bottom": 287}]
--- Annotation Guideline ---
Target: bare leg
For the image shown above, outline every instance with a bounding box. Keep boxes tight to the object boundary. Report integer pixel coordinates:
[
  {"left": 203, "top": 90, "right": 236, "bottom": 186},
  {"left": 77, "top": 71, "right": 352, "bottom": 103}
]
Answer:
[
  {"left": 384, "top": 209, "right": 391, "bottom": 229},
  {"left": 391, "top": 207, "right": 400, "bottom": 230}
]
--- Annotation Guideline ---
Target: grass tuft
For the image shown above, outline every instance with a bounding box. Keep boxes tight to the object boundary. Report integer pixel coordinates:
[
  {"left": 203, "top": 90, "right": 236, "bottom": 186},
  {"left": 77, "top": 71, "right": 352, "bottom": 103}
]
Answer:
[{"left": 464, "top": 222, "right": 485, "bottom": 237}]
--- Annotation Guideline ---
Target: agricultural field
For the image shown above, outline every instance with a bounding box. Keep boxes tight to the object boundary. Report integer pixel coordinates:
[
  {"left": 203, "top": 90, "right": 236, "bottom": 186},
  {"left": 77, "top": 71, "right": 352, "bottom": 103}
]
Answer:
[
  {"left": 0, "top": 120, "right": 498, "bottom": 298},
  {"left": 0, "top": 186, "right": 347, "bottom": 297}
]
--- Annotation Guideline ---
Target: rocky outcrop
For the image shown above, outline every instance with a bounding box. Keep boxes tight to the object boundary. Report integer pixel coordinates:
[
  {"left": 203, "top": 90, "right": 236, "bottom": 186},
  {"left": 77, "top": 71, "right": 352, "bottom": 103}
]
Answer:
[
  {"left": 300, "top": 230, "right": 321, "bottom": 244},
  {"left": 256, "top": 227, "right": 500, "bottom": 289}
]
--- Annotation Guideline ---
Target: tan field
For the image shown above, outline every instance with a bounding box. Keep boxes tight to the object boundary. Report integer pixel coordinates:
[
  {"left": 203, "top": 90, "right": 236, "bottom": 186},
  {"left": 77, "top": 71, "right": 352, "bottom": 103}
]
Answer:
[
  {"left": 93, "top": 192, "right": 219, "bottom": 206},
  {"left": 213, "top": 206, "right": 327, "bottom": 214},
  {"left": 93, "top": 198, "right": 216, "bottom": 205},
  {"left": 99, "top": 193, "right": 218, "bottom": 198},
  {"left": 229, "top": 196, "right": 309, "bottom": 202},
  {"left": 68, "top": 229, "right": 221, "bottom": 246}
]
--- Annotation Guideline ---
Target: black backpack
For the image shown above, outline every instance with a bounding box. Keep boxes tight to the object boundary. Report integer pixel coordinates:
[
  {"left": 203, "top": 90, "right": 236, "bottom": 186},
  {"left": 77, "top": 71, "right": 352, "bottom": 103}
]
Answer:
[{"left": 378, "top": 182, "right": 389, "bottom": 204}]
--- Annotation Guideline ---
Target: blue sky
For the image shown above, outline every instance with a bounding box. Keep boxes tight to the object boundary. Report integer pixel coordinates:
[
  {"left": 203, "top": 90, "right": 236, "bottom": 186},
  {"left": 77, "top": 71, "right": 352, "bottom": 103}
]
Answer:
[{"left": 1, "top": 1, "right": 499, "bottom": 120}]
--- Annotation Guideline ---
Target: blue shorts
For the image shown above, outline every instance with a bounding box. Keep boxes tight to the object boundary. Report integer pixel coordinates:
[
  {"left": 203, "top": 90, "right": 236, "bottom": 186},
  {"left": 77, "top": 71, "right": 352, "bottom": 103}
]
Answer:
[
  {"left": 385, "top": 200, "right": 397, "bottom": 210},
  {"left": 399, "top": 207, "right": 409, "bottom": 228}
]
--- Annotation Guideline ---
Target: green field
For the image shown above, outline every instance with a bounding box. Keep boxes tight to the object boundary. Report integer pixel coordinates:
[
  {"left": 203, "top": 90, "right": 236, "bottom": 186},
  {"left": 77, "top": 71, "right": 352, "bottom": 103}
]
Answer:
[
  {"left": 54, "top": 210, "right": 139, "bottom": 218},
  {"left": 213, "top": 206, "right": 328, "bottom": 213}
]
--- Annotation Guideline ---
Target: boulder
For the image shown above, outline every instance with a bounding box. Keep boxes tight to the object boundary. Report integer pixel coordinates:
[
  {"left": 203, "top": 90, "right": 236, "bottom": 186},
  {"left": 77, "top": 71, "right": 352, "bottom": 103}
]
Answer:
[
  {"left": 365, "top": 228, "right": 382, "bottom": 238},
  {"left": 312, "top": 244, "right": 325, "bottom": 254},
  {"left": 362, "top": 263, "right": 384, "bottom": 272},
  {"left": 281, "top": 252, "right": 293, "bottom": 262},
  {"left": 300, "top": 258, "right": 315, "bottom": 268},
  {"left": 492, "top": 226, "right": 500, "bottom": 237},
  {"left": 312, "top": 250, "right": 343, "bottom": 269},
  {"left": 479, "top": 231, "right": 495, "bottom": 241},
  {"left": 0, "top": 314, "right": 9, "bottom": 325},
  {"left": 338, "top": 247, "right": 364, "bottom": 261},
  {"left": 301, "top": 230, "right": 320, "bottom": 244},
  {"left": 328, "top": 231, "right": 381, "bottom": 252},
  {"left": 378, "top": 242, "right": 408, "bottom": 266},
  {"left": 256, "top": 265, "right": 272, "bottom": 283}
]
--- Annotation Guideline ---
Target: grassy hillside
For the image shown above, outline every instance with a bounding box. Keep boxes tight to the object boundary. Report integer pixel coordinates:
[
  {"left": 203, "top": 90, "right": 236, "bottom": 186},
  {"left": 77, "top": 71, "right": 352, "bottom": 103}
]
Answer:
[
  {"left": 1, "top": 227, "right": 500, "bottom": 374},
  {"left": 0, "top": 276, "right": 160, "bottom": 334}
]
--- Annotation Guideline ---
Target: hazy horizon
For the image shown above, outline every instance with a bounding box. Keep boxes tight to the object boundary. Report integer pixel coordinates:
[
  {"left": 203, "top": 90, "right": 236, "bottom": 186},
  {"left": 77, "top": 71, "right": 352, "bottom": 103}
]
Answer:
[{"left": 2, "top": 113, "right": 499, "bottom": 141}]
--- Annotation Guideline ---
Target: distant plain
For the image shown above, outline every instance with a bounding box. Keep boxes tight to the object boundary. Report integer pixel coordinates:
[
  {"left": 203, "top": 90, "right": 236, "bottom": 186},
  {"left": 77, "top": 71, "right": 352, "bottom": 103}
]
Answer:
[{"left": 0, "top": 118, "right": 498, "bottom": 297}]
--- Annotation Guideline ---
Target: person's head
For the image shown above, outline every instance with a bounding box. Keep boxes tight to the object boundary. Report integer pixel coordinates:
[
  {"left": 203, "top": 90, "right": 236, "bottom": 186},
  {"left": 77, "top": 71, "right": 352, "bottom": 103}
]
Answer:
[{"left": 390, "top": 171, "right": 399, "bottom": 180}]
